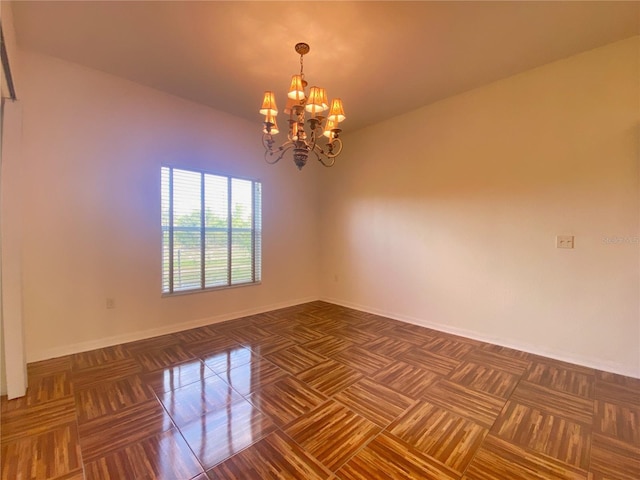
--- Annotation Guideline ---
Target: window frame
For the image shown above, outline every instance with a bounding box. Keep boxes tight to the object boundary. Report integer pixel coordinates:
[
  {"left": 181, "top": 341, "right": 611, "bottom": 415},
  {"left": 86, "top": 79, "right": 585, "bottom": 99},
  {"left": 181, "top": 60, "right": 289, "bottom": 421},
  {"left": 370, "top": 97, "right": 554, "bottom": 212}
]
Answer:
[{"left": 161, "top": 165, "right": 262, "bottom": 296}]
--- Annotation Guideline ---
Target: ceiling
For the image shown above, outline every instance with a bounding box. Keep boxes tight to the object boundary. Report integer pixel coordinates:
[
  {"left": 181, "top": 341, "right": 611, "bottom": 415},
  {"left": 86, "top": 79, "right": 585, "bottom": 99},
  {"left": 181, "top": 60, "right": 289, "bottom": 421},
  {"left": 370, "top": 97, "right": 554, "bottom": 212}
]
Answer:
[{"left": 10, "top": 1, "right": 640, "bottom": 133}]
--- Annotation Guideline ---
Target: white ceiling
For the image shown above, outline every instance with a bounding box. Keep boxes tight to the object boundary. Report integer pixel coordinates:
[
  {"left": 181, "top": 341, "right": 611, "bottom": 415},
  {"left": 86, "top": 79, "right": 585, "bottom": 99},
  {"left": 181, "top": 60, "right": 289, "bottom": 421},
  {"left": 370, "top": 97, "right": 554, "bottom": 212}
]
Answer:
[{"left": 10, "top": 1, "right": 640, "bottom": 133}]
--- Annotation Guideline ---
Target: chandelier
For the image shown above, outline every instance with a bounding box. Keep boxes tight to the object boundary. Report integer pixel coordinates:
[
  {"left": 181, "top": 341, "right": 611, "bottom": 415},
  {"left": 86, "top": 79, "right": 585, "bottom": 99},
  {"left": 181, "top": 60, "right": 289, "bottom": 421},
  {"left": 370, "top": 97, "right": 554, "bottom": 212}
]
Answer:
[{"left": 260, "top": 42, "right": 346, "bottom": 170}]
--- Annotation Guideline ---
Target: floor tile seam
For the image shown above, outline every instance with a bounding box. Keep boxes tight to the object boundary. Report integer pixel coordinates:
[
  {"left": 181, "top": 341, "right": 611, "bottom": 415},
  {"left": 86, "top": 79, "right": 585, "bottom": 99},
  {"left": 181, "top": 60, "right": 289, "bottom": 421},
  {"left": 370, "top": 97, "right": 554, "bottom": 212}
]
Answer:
[
  {"left": 72, "top": 388, "right": 158, "bottom": 424},
  {"left": 404, "top": 337, "right": 470, "bottom": 361},
  {"left": 370, "top": 368, "right": 442, "bottom": 401},
  {"left": 69, "top": 351, "right": 136, "bottom": 368},
  {"left": 278, "top": 417, "right": 381, "bottom": 477},
  {"left": 156, "top": 376, "right": 252, "bottom": 431},
  {"left": 0, "top": 392, "right": 77, "bottom": 415},
  {"left": 72, "top": 389, "right": 88, "bottom": 480},
  {"left": 290, "top": 381, "right": 436, "bottom": 468},
  {"left": 513, "top": 379, "right": 596, "bottom": 405},
  {"left": 70, "top": 369, "right": 148, "bottom": 392},
  {"left": 592, "top": 390, "right": 640, "bottom": 407},
  {"left": 295, "top": 381, "right": 364, "bottom": 403},
  {"left": 485, "top": 366, "right": 527, "bottom": 438},
  {"left": 490, "top": 394, "right": 640, "bottom": 462},
  {"left": 336, "top": 362, "right": 389, "bottom": 379},
  {"left": 18, "top": 367, "right": 48, "bottom": 383},
  {"left": 406, "top": 394, "right": 496, "bottom": 462},
  {"left": 479, "top": 370, "right": 596, "bottom": 476},
  {"left": 269, "top": 426, "right": 329, "bottom": 473},
  {"left": 590, "top": 398, "right": 640, "bottom": 437},
  {"left": 593, "top": 394, "right": 640, "bottom": 408},
  {"left": 75, "top": 394, "right": 173, "bottom": 430},
  {"left": 584, "top": 423, "right": 596, "bottom": 480},
  {"left": 589, "top": 427, "right": 640, "bottom": 449},
  {"left": 523, "top": 372, "right": 596, "bottom": 400},
  {"left": 21, "top": 369, "right": 75, "bottom": 382},
  {"left": 0, "top": 408, "right": 78, "bottom": 443},
  {"left": 81, "top": 425, "right": 205, "bottom": 477},
  {"left": 76, "top": 394, "right": 179, "bottom": 466},
  {"left": 450, "top": 427, "right": 491, "bottom": 479},
  {"left": 419, "top": 385, "right": 506, "bottom": 418},
  {"left": 458, "top": 358, "right": 531, "bottom": 379},
  {"left": 394, "top": 351, "right": 459, "bottom": 376},
  {"left": 70, "top": 361, "right": 135, "bottom": 374},
  {"left": 457, "top": 344, "right": 491, "bottom": 365},
  {"left": 0, "top": 417, "right": 77, "bottom": 446},
  {"left": 463, "top": 432, "right": 591, "bottom": 479},
  {"left": 526, "top": 382, "right": 596, "bottom": 402},
  {"left": 241, "top": 340, "right": 292, "bottom": 356},
  {"left": 528, "top": 358, "right": 598, "bottom": 377},
  {"left": 151, "top": 360, "right": 220, "bottom": 389},
  {"left": 329, "top": 394, "right": 394, "bottom": 428},
  {"left": 437, "top": 371, "right": 520, "bottom": 404},
  {"left": 383, "top": 397, "right": 423, "bottom": 432},
  {"left": 212, "top": 368, "right": 261, "bottom": 399},
  {"left": 27, "top": 360, "right": 73, "bottom": 371},
  {"left": 170, "top": 419, "right": 211, "bottom": 477},
  {"left": 508, "top": 397, "right": 595, "bottom": 427},
  {"left": 594, "top": 377, "right": 640, "bottom": 390},
  {"left": 375, "top": 425, "right": 464, "bottom": 478}
]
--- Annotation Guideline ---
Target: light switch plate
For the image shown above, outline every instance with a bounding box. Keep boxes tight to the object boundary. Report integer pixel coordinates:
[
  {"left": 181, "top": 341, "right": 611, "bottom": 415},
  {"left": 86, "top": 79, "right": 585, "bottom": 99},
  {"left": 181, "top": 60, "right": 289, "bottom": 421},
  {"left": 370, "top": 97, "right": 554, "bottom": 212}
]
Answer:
[{"left": 556, "top": 235, "right": 574, "bottom": 249}]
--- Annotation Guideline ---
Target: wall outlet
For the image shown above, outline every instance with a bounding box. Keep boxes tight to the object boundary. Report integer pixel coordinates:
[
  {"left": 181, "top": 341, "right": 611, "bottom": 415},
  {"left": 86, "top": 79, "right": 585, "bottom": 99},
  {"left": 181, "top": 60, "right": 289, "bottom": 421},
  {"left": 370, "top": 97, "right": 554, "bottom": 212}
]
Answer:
[
  {"left": 106, "top": 298, "right": 116, "bottom": 309},
  {"left": 556, "top": 235, "right": 575, "bottom": 249}
]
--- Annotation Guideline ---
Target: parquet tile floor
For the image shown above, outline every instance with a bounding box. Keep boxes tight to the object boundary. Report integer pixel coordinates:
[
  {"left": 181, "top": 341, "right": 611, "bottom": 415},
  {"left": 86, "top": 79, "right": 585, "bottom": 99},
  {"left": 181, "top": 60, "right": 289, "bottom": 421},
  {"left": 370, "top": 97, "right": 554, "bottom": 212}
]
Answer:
[{"left": 2, "top": 301, "right": 639, "bottom": 479}]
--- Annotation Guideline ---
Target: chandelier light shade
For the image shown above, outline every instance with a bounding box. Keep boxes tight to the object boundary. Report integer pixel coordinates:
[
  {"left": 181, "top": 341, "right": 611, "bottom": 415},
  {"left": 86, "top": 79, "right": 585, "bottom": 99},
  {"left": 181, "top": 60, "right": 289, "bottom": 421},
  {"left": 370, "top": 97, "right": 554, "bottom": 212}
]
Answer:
[
  {"left": 288, "top": 75, "right": 305, "bottom": 101},
  {"left": 305, "top": 86, "right": 326, "bottom": 116},
  {"left": 260, "top": 42, "right": 346, "bottom": 170},
  {"left": 259, "top": 91, "right": 278, "bottom": 116},
  {"left": 328, "top": 98, "right": 346, "bottom": 123}
]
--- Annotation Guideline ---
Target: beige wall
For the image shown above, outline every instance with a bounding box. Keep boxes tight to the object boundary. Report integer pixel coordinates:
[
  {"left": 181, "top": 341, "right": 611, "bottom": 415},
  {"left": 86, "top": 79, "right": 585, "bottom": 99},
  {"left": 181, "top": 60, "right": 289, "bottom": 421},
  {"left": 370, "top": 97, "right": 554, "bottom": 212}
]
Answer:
[
  {"left": 320, "top": 37, "right": 640, "bottom": 377},
  {"left": 18, "top": 51, "right": 320, "bottom": 362},
  {"left": 13, "top": 37, "right": 640, "bottom": 378}
]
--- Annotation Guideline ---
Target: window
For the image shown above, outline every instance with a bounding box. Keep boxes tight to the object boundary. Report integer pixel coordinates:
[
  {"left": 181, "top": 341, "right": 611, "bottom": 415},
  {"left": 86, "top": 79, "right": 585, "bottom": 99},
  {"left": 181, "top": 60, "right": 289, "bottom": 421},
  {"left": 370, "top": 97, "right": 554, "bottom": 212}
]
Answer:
[{"left": 161, "top": 166, "right": 262, "bottom": 294}]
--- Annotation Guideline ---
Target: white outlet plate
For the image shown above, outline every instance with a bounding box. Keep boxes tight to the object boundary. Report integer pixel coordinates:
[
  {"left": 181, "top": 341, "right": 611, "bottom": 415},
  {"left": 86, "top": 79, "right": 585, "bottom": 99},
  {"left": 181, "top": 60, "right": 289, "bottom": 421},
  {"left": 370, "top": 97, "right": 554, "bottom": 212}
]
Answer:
[{"left": 556, "top": 235, "right": 574, "bottom": 249}]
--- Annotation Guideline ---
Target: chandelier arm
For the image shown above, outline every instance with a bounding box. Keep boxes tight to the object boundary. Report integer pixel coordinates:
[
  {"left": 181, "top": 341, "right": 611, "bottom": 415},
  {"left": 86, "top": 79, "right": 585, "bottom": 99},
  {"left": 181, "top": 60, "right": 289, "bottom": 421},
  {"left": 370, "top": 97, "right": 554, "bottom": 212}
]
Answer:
[
  {"left": 308, "top": 131, "right": 318, "bottom": 151},
  {"left": 264, "top": 141, "right": 294, "bottom": 165},
  {"left": 311, "top": 143, "right": 336, "bottom": 168},
  {"left": 312, "top": 142, "right": 324, "bottom": 155},
  {"left": 311, "top": 145, "right": 322, "bottom": 162},
  {"left": 323, "top": 138, "right": 343, "bottom": 158},
  {"left": 263, "top": 134, "right": 293, "bottom": 153},
  {"left": 317, "top": 154, "right": 337, "bottom": 168}
]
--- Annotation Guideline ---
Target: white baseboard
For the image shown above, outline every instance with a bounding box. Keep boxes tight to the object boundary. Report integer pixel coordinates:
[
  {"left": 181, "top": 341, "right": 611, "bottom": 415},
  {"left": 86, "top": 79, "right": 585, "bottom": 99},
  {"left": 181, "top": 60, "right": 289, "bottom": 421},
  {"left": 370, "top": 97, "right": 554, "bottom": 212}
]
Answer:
[
  {"left": 28, "top": 295, "right": 640, "bottom": 380},
  {"left": 321, "top": 296, "right": 640, "bottom": 379},
  {"left": 28, "top": 296, "right": 319, "bottom": 363}
]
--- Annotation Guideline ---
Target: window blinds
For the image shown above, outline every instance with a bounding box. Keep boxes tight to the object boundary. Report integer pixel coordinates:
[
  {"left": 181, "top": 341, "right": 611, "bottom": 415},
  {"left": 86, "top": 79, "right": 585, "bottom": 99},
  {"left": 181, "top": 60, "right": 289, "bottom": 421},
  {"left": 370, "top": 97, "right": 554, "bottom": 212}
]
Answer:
[{"left": 161, "top": 166, "right": 262, "bottom": 294}]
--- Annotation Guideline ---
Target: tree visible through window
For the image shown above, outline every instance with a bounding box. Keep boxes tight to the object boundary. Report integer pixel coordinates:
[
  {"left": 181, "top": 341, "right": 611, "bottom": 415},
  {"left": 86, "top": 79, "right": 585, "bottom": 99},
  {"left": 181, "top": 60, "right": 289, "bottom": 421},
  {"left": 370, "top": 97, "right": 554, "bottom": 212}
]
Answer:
[{"left": 161, "top": 166, "right": 262, "bottom": 294}]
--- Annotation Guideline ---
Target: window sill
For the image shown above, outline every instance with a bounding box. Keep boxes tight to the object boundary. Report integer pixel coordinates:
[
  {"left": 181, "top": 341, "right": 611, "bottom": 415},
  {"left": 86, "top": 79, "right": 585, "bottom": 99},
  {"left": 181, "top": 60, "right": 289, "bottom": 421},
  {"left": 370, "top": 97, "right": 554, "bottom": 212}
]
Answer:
[{"left": 161, "top": 281, "right": 262, "bottom": 298}]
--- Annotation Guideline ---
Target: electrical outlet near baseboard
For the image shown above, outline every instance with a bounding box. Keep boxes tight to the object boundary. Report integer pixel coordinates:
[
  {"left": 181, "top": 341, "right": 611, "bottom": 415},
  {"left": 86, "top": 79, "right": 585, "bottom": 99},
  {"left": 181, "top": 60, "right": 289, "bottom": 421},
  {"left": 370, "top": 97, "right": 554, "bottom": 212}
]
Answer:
[{"left": 556, "top": 235, "right": 575, "bottom": 249}]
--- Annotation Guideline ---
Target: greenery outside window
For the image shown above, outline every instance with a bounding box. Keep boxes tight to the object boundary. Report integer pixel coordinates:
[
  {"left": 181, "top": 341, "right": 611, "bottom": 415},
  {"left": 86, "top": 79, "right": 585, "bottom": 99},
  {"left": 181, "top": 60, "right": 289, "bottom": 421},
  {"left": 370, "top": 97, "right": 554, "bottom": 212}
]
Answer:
[{"left": 161, "top": 166, "right": 262, "bottom": 294}]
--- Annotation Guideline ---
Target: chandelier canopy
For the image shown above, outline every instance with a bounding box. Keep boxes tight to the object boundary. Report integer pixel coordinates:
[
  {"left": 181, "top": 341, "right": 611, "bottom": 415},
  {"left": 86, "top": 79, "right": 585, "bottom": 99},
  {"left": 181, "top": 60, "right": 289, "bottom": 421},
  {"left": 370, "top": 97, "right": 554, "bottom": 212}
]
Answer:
[{"left": 260, "top": 43, "right": 346, "bottom": 170}]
